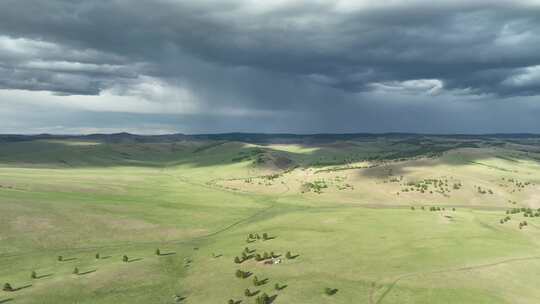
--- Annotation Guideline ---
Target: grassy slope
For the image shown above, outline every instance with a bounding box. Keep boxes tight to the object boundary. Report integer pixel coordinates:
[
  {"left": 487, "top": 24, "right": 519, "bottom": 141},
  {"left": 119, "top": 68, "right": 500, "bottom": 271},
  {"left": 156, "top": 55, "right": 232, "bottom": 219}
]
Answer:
[{"left": 1, "top": 139, "right": 540, "bottom": 303}]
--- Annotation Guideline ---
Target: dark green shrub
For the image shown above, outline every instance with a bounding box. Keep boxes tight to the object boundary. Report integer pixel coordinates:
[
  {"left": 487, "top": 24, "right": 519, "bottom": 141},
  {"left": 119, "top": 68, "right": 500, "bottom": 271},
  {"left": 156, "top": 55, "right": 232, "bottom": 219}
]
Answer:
[
  {"left": 286, "top": 251, "right": 292, "bottom": 259},
  {"left": 31, "top": 270, "right": 37, "bottom": 279},
  {"left": 122, "top": 255, "right": 129, "bottom": 263},
  {"left": 325, "top": 287, "right": 338, "bottom": 295},
  {"left": 234, "top": 256, "right": 242, "bottom": 264},
  {"left": 57, "top": 255, "right": 63, "bottom": 262},
  {"left": 256, "top": 293, "right": 270, "bottom": 304},
  {"left": 73, "top": 267, "right": 79, "bottom": 275},
  {"left": 3, "top": 283, "right": 13, "bottom": 292},
  {"left": 95, "top": 253, "right": 100, "bottom": 259},
  {"left": 155, "top": 248, "right": 161, "bottom": 256}
]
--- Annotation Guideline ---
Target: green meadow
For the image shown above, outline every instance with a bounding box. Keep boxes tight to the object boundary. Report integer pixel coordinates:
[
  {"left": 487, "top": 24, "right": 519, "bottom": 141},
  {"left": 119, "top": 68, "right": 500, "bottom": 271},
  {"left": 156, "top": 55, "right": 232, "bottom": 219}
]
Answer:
[{"left": 2, "top": 136, "right": 540, "bottom": 303}]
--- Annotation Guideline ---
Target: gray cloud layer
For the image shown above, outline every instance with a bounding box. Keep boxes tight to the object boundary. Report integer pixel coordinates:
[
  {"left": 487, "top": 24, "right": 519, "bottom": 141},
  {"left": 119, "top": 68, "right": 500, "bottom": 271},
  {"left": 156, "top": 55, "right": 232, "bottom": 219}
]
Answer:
[{"left": 1, "top": 0, "right": 540, "bottom": 134}]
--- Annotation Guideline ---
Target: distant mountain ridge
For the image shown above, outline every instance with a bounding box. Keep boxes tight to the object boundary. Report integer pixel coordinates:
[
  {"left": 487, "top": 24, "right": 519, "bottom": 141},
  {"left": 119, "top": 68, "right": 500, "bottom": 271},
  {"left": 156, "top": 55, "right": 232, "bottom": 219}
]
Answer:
[{"left": 1, "top": 132, "right": 540, "bottom": 144}]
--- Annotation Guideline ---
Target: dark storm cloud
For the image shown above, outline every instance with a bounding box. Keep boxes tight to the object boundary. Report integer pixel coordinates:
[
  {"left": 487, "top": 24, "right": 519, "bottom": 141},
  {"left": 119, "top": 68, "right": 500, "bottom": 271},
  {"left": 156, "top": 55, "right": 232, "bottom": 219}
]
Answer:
[{"left": 1, "top": 0, "right": 540, "bottom": 133}]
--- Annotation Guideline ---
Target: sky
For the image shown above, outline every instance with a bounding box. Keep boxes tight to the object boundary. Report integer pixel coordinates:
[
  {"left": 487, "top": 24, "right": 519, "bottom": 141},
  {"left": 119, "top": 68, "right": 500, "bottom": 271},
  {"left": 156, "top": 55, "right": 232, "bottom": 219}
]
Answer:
[{"left": 1, "top": 0, "right": 540, "bottom": 134}]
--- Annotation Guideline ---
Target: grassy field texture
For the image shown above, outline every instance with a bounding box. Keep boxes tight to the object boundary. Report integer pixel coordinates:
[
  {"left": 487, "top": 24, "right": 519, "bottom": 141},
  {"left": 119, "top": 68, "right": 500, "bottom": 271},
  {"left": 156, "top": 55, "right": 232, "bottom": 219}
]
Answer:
[{"left": 2, "top": 137, "right": 540, "bottom": 303}]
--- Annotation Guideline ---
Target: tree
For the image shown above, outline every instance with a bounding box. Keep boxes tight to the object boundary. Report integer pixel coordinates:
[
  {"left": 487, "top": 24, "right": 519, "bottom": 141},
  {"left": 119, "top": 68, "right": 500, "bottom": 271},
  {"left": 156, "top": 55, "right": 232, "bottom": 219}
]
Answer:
[
  {"left": 155, "top": 248, "right": 161, "bottom": 256},
  {"left": 73, "top": 267, "right": 79, "bottom": 275},
  {"left": 410, "top": 206, "right": 415, "bottom": 211},
  {"left": 95, "top": 253, "right": 100, "bottom": 259},
  {"left": 228, "top": 300, "right": 235, "bottom": 304},
  {"left": 31, "top": 270, "right": 37, "bottom": 279},
  {"left": 57, "top": 255, "right": 63, "bottom": 262},
  {"left": 286, "top": 251, "right": 292, "bottom": 259},
  {"left": 3, "top": 283, "right": 13, "bottom": 292},
  {"left": 325, "top": 287, "right": 338, "bottom": 295},
  {"left": 255, "top": 293, "right": 270, "bottom": 304},
  {"left": 234, "top": 256, "right": 242, "bottom": 264},
  {"left": 263, "top": 233, "right": 269, "bottom": 240},
  {"left": 123, "top": 255, "right": 129, "bottom": 263},
  {"left": 253, "top": 276, "right": 259, "bottom": 286}
]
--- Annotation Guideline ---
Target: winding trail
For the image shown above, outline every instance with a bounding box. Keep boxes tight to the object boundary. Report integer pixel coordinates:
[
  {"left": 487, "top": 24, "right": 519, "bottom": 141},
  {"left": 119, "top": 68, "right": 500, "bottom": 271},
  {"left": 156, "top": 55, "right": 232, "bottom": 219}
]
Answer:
[
  {"left": 0, "top": 169, "right": 284, "bottom": 259},
  {"left": 368, "top": 255, "right": 540, "bottom": 304}
]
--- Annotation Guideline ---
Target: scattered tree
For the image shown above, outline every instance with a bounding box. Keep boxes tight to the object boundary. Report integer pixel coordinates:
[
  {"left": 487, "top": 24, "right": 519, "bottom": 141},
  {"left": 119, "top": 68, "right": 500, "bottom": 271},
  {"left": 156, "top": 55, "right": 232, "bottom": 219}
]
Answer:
[
  {"left": 73, "top": 267, "right": 79, "bottom": 275},
  {"left": 3, "top": 283, "right": 13, "bottom": 292},
  {"left": 325, "top": 287, "right": 338, "bottom": 295},
  {"left": 252, "top": 275, "right": 268, "bottom": 286},
  {"left": 235, "top": 269, "right": 250, "bottom": 279},
  {"left": 57, "top": 255, "right": 63, "bottom": 262},
  {"left": 255, "top": 292, "right": 270, "bottom": 304},
  {"left": 155, "top": 248, "right": 161, "bottom": 256},
  {"left": 95, "top": 253, "right": 100, "bottom": 259},
  {"left": 31, "top": 270, "right": 37, "bottom": 279},
  {"left": 122, "top": 255, "right": 129, "bottom": 263}
]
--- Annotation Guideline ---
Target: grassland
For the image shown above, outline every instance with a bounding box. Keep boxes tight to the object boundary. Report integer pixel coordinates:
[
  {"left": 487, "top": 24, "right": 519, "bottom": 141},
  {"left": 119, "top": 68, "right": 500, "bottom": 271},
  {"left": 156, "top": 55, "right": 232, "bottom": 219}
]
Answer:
[{"left": 2, "top": 136, "right": 540, "bottom": 303}]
